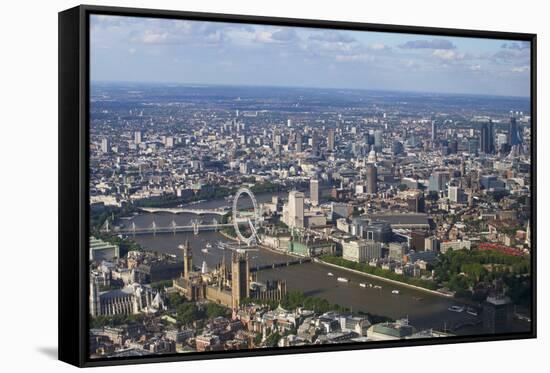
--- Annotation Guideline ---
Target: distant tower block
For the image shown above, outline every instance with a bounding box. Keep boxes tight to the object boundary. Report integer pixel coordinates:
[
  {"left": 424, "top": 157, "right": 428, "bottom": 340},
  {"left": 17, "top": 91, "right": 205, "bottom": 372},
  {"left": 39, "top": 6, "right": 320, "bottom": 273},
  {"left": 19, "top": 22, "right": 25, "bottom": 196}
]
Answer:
[
  {"left": 508, "top": 115, "right": 521, "bottom": 146},
  {"left": 295, "top": 133, "right": 303, "bottom": 152},
  {"left": 100, "top": 137, "right": 110, "bottom": 153},
  {"left": 367, "top": 163, "right": 378, "bottom": 195},
  {"left": 327, "top": 128, "right": 335, "bottom": 151},
  {"left": 231, "top": 252, "right": 250, "bottom": 309},
  {"left": 134, "top": 130, "right": 142, "bottom": 144},
  {"left": 310, "top": 179, "right": 320, "bottom": 207},
  {"left": 288, "top": 190, "right": 305, "bottom": 228},
  {"left": 480, "top": 120, "right": 495, "bottom": 154},
  {"left": 431, "top": 120, "right": 437, "bottom": 142},
  {"left": 311, "top": 131, "right": 319, "bottom": 151}
]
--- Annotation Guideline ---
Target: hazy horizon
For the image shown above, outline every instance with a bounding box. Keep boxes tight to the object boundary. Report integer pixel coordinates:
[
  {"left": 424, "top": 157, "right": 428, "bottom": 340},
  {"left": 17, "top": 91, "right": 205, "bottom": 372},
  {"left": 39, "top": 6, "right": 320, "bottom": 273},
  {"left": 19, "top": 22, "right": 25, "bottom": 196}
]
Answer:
[{"left": 90, "top": 80, "right": 531, "bottom": 100}]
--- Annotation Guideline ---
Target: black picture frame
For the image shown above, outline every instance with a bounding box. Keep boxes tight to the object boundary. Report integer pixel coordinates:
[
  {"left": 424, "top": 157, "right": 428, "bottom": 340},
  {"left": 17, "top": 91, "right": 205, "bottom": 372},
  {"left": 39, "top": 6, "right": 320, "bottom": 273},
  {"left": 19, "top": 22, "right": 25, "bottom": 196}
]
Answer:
[{"left": 59, "top": 4, "right": 537, "bottom": 367}]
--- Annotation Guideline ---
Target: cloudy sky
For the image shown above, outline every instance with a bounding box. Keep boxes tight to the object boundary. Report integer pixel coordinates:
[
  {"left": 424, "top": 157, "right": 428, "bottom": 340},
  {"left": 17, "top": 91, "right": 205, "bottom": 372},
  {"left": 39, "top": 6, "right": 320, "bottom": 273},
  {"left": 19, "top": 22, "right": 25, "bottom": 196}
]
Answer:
[{"left": 90, "top": 15, "right": 531, "bottom": 97}]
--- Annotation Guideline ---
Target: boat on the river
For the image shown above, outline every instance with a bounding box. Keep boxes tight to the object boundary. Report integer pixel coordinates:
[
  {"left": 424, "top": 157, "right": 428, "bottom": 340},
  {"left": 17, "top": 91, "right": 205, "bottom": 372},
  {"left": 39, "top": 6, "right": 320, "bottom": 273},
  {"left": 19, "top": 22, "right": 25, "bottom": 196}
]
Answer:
[
  {"left": 373, "top": 285, "right": 382, "bottom": 289},
  {"left": 448, "top": 305, "right": 465, "bottom": 313},
  {"left": 327, "top": 272, "right": 334, "bottom": 277},
  {"left": 359, "top": 283, "right": 367, "bottom": 288},
  {"left": 514, "top": 313, "right": 531, "bottom": 322},
  {"left": 392, "top": 290, "right": 400, "bottom": 295},
  {"left": 201, "top": 242, "right": 212, "bottom": 254},
  {"left": 466, "top": 307, "right": 479, "bottom": 316},
  {"left": 337, "top": 277, "right": 349, "bottom": 283}
]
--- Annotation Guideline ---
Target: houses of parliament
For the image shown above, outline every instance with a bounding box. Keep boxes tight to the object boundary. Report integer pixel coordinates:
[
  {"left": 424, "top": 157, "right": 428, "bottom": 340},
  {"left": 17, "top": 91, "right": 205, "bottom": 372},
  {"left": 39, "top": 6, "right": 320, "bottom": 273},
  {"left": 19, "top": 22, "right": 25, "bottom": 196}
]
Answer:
[{"left": 172, "top": 241, "right": 287, "bottom": 309}]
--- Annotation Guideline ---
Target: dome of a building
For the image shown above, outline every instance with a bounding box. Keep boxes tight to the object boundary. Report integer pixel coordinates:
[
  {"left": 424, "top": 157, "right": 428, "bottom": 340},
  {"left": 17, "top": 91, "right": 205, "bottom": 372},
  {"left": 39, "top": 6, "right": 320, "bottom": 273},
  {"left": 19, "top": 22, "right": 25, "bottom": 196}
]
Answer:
[{"left": 367, "top": 150, "right": 377, "bottom": 163}]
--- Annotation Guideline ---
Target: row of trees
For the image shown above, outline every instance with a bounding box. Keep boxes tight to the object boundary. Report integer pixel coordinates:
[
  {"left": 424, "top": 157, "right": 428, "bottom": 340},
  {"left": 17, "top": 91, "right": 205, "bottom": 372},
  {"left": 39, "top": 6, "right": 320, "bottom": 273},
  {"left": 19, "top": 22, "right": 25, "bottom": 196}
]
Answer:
[{"left": 250, "top": 181, "right": 285, "bottom": 194}]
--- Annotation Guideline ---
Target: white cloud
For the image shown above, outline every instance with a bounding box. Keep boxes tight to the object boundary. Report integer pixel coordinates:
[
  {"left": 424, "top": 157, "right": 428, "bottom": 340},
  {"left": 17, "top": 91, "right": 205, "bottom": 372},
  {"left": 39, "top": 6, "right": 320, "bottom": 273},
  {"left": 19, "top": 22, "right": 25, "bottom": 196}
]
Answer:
[
  {"left": 511, "top": 65, "right": 529, "bottom": 73},
  {"left": 432, "top": 49, "right": 465, "bottom": 60},
  {"left": 400, "top": 39, "right": 456, "bottom": 50},
  {"left": 369, "top": 43, "right": 388, "bottom": 50},
  {"left": 309, "top": 31, "right": 355, "bottom": 44},
  {"left": 141, "top": 30, "right": 170, "bottom": 44},
  {"left": 335, "top": 53, "right": 374, "bottom": 62},
  {"left": 222, "top": 27, "right": 298, "bottom": 47}
]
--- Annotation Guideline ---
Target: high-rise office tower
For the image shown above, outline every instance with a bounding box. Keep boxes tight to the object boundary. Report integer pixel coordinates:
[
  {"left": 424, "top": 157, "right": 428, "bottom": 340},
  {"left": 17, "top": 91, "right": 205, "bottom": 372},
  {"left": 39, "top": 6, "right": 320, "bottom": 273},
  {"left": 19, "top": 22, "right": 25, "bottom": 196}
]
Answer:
[
  {"left": 407, "top": 192, "right": 425, "bottom": 213},
  {"left": 449, "top": 139, "right": 458, "bottom": 154},
  {"left": 480, "top": 121, "right": 494, "bottom": 154},
  {"left": 431, "top": 120, "right": 437, "bottom": 142},
  {"left": 374, "top": 130, "right": 383, "bottom": 151},
  {"left": 367, "top": 164, "right": 378, "bottom": 195},
  {"left": 508, "top": 116, "right": 521, "bottom": 146},
  {"left": 496, "top": 133, "right": 508, "bottom": 152},
  {"left": 428, "top": 171, "right": 450, "bottom": 193},
  {"left": 366, "top": 132, "right": 374, "bottom": 146},
  {"left": 327, "top": 129, "right": 335, "bottom": 151},
  {"left": 288, "top": 191, "right": 305, "bottom": 228},
  {"left": 273, "top": 132, "right": 282, "bottom": 155},
  {"left": 392, "top": 140, "right": 404, "bottom": 155},
  {"left": 488, "top": 120, "right": 495, "bottom": 152},
  {"left": 310, "top": 179, "right": 320, "bottom": 207},
  {"left": 273, "top": 132, "right": 282, "bottom": 147},
  {"left": 231, "top": 252, "right": 249, "bottom": 309},
  {"left": 311, "top": 131, "right": 319, "bottom": 151},
  {"left": 468, "top": 138, "right": 479, "bottom": 156},
  {"left": 295, "top": 132, "right": 302, "bottom": 152},
  {"left": 448, "top": 185, "right": 460, "bottom": 203},
  {"left": 134, "top": 130, "right": 142, "bottom": 145},
  {"left": 101, "top": 138, "right": 110, "bottom": 153}
]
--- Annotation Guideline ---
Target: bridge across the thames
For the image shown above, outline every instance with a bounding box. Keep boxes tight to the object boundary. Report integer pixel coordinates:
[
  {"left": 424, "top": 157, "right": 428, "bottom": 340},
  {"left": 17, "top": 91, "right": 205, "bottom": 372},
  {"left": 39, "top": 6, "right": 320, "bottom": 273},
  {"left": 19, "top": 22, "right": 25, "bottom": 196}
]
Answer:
[
  {"left": 249, "top": 258, "right": 312, "bottom": 272},
  {"left": 114, "top": 222, "right": 234, "bottom": 236},
  {"left": 139, "top": 207, "right": 230, "bottom": 216}
]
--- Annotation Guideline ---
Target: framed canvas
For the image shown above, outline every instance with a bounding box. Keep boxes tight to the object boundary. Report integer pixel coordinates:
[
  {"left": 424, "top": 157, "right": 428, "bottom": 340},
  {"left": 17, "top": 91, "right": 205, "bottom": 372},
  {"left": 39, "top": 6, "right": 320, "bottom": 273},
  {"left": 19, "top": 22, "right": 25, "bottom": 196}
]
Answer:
[{"left": 58, "top": 4, "right": 536, "bottom": 367}]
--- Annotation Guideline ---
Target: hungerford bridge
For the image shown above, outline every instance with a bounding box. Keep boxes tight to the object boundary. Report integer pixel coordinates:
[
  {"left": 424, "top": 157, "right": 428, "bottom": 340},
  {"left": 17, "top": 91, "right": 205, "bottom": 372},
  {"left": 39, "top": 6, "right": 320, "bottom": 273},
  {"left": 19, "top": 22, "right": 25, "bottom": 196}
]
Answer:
[{"left": 103, "top": 218, "right": 244, "bottom": 236}]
